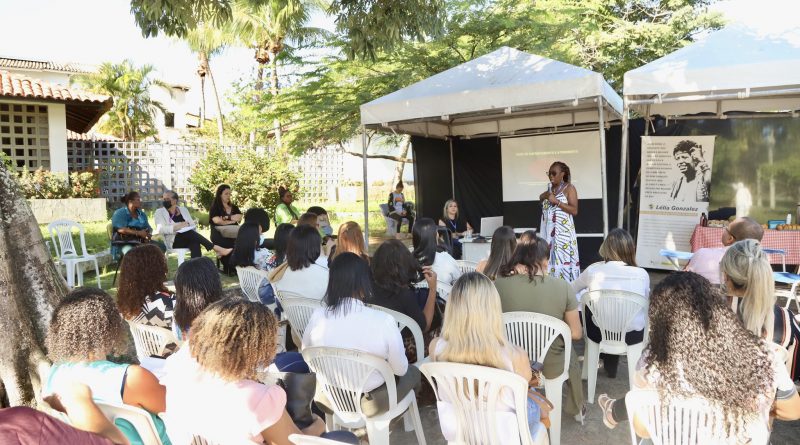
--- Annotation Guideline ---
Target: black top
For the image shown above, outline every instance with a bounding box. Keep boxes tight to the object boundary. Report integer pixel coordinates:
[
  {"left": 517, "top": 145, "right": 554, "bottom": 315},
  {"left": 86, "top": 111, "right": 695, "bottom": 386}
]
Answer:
[
  {"left": 369, "top": 285, "right": 426, "bottom": 331},
  {"left": 442, "top": 216, "right": 468, "bottom": 234},
  {"left": 209, "top": 204, "right": 242, "bottom": 228},
  {"left": 168, "top": 209, "right": 185, "bottom": 224}
]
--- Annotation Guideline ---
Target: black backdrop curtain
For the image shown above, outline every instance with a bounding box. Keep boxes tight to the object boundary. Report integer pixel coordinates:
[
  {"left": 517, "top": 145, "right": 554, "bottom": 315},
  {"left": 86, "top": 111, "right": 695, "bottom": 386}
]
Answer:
[{"left": 412, "top": 120, "right": 647, "bottom": 265}]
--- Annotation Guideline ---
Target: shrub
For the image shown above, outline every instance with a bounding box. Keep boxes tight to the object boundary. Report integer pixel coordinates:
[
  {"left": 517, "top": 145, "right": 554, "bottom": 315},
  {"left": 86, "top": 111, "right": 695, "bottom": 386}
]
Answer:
[
  {"left": 189, "top": 148, "right": 302, "bottom": 216},
  {"left": 69, "top": 170, "right": 101, "bottom": 198}
]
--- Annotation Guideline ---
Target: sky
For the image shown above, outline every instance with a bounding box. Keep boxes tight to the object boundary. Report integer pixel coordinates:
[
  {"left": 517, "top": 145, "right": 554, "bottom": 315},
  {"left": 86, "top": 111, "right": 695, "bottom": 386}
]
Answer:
[{"left": 0, "top": 0, "right": 797, "bottom": 181}]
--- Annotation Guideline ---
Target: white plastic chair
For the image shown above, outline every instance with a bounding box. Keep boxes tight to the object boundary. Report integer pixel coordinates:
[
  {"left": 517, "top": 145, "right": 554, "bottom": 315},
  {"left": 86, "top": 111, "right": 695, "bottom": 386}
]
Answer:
[
  {"left": 420, "top": 362, "right": 548, "bottom": 445},
  {"left": 624, "top": 389, "right": 768, "bottom": 445},
  {"left": 276, "top": 291, "right": 323, "bottom": 346},
  {"left": 457, "top": 260, "right": 478, "bottom": 274},
  {"left": 302, "top": 346, "right": 426, "bottom": 445},
  {"left": 166, "top": 248, "right": 190, "bottom": 267},
  {"left": 127, "top": 321, "right": 181, "bottom": 362},
  {"left": 503, "top": 312, "right": 571, "bottom": 445},
  {"left": 289, "top": 434, "right": 350, "bottom": 444},
  {"left": 581, "top": 289, "right": 649, "bottom": 403},
  {"left": 436, "top": 280, "right": 453, "bottom": 301},
  {"left": 47, "top": 219, "right": 101, "bottom": 288},
  {"left": 775, "top": 267, "right": 800, "bottom": 311},
  {"left": 237, "top": 266, "right": 273, "bottom": 305},
  {"left": 369, "top": 305, "right": 428, "bottom": 365},
  {"left": 95, "top": 401, "right": 164, "bottom": 445},
  {"left": 379, "top": 203, "right": 408, "bottom": 236}
]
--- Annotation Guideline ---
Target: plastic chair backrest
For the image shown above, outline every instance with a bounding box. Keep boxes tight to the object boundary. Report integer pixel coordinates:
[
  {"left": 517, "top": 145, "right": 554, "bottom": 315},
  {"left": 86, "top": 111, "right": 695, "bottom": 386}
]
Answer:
[
  {"left": 302, "top": 346, "right": 398, "bottom": 425},
  {"left": 236, "top": 266, "right": 270, "bottom": 303},
  {"left": 582, "top": 289, "right": 648, "bottom": 345},
  {"left": 369, "top": 304, "right": 427, "bottom": 364},
  {"left": 436, "top": 281, "right": 453, "bottom": 301},
  {"left": 127, "top": 321, "right": 180, "bottom": 361},
  {"left": 457, "top": 260, "right": 478, "bottom": 274},
  {"left": 503, "top": 311, "right": 571, "bottom": 381},
  {"left": 289, "top": 434, "right": 349, "bottom": 445},
  {"left": 419, "top": 362, "right": 534, "bottom": 445},
  {"left": 48, "top": 219, "right": 87, "bottom": 258},
  {"left": 276, "top": 291, "right": 323, "bottom": 340},
  {"left": 95, "top": 401, "right": 163, "bottom": 445},
  {"left": 378, "top": 203, "right": 390, "bottom": 217},
  {"left": 624, "top": 389, "right": 768, "bottom": 445}
]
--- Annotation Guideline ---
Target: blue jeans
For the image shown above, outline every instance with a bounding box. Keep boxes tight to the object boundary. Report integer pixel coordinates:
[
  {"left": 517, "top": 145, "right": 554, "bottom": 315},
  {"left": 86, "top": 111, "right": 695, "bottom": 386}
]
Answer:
[{"left": 526, "top": 397, "right": 542, "bottom": 437}]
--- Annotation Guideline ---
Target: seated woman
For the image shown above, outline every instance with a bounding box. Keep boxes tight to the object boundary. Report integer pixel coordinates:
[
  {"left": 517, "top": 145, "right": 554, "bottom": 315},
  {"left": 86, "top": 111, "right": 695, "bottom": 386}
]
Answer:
[
  {"left": 208, "top": 184, "right": 242, "bottom": 250},
  {"left": 430, "top": 272, "right": 544, "bottom": 442},
  {"left": 162, "top": 299, "right": 356, "bottom": 444},
  {"left": 244, "top": 207, "right": 272, "bottom": 249},
  {"left": 44, "top": 288, "right": 171, "bottom": 445},
  {"left": 111, "top": 191, "right": 164, "bottom": 260},
  {"left": 328, "top": 221, "right": 369, "bottom": 264},
  {"left": 116, "top": 244, "right": 175, "bottom": 330},
  {"left": 269, "top": 224, "right": 329, "bottom": 301},
  {"left": 598, "top": 273, "right": 800, "bottom": 439},
  {"left": 721, "top": 239, "right": 800, "bottom": 380},
  {"left": 387, "top": 182, "right": 414, "bottom": 233},
  {"left": 303, "top": 253, "right": 420, "bottom": 417},
  {"left": 171, "top": 257, "right": 224, "bottom": 340},
  {"left": 307, "top": 206, "right": 334, "bottom": 237},
  {"left": 570, "top": 228, "right": 649, "bottom": 378},
  {"left": 494, "top": 232, "right": 585, "bottom": 421},
  {"left": 413, "top": 217, "right": 462, "bottom": 297},
  {"left": 438, "top": 199, "right": 473, "bottom": 259},
  {"left": 370, "top": 239, "right": 438, "bottom": 333},
  {"left": 476, "top": 225, "right": 516, "bottom": 280},
  {"left": 231, "top": 222, "right": 281, "bottom": 306},
  {"left": 154, "top": 190, "right": 231, "bottom": 258},
  {"left": 275, "top": 186, "right": 301, "bottom": 225}
]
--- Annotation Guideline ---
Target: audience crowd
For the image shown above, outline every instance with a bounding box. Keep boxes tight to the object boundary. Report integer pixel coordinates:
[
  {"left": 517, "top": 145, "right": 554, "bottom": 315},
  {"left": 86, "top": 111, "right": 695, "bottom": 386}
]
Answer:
[{"left": 6, "top": 188, "right": 800, "bottom": 445}]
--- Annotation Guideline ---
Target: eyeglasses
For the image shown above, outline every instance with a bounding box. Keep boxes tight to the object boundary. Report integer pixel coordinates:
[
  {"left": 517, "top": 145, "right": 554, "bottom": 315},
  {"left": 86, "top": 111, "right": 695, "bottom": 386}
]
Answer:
[
  {"left": 546, "top": 171, "right": 559, "bottom": 177},
  {"left": 724, "top": 226, "right": 736, "bottom": 241}
]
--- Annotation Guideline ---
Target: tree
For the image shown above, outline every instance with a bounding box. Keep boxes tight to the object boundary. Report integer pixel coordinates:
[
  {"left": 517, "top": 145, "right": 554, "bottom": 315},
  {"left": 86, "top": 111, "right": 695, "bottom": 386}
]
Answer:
[
  {"left": 130, "top": 0, "right": 445, "bottom": 59},
  {"left": 73, "top": 60, "right": 169, "bottom": 141},
  {"left": 183, "top": 23, "right": 233, "bottom": 144},
  {"left": 0, "top": 164, "right": 68, "bottom": 407}
]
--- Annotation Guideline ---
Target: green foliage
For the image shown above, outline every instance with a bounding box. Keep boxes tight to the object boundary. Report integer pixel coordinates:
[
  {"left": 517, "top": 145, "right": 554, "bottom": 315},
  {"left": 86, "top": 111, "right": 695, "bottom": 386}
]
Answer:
[
  {"left": 69, "top": 170, "right": 101, "bottom": 198},
  {"left": 188, "top": 147, "right": 302, "bottom": 215},
  {"left": 73, "top": 60, "right": 168, "bottom": 141},
  {"left": 17, "top": 168, "right": 101, "bottom": 199},
  {"left": 130, "top": 0, "right": 234, "bottom": 38}
]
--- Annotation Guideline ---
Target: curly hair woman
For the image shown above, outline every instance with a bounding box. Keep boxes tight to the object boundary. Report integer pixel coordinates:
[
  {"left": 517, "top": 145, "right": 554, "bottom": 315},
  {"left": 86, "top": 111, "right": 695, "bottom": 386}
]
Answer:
[
  {"left": 162, "top": 299, "right": 356, "bottom": 444},
  {"left": 44, "top": 288, "right": 170, "bottom": 445},
  {"left": 598, "top": 272, "right": 800, "bottom": 442},
  {"left": 116, "top": 244, "right": 175, "bottom": 329}
]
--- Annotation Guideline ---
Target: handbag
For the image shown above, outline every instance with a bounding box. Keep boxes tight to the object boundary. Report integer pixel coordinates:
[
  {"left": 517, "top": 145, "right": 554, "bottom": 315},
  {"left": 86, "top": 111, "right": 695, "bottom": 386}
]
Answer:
[
  {"left": 527, "top": 388, "right": 553, "bottom": 429},
  {"left": 215, "top": 224, "right": 240, "bottom": 239},
  {"left": 274, "top": 372, "right": 317, "bottom": 429}
]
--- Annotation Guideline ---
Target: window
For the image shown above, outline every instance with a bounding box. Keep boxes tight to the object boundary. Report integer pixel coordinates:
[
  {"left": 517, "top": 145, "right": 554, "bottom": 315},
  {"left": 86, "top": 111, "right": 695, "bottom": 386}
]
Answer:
[
  {"left": 0, "top": 102, "right": 49, "bottom": 172},
  {"left": 164, "top": 112, "right": 175, "bottom": 128}
]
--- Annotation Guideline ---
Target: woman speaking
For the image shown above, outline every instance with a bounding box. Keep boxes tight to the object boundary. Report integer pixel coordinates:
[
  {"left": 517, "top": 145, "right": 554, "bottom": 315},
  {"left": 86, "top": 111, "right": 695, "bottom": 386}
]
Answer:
[{"left": 538, "top": 161, "right": 580, "bottom": 282}]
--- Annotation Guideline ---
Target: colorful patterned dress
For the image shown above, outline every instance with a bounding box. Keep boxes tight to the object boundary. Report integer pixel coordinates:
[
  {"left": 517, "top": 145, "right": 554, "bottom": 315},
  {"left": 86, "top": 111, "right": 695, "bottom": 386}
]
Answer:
[{"left": 540, "top": 184, "right": 581, "bottom": 282}]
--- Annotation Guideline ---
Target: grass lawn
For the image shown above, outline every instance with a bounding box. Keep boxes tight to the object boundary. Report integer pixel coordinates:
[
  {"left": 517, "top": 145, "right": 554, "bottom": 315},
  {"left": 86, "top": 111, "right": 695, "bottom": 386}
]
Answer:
[{"left": 39, "top": 199, "right": 396, "bottom": 295}]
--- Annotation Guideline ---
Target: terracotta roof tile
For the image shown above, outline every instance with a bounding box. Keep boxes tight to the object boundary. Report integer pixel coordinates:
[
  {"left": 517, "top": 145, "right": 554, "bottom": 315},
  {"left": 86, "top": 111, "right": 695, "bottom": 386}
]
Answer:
[
  {"left": 0, "top": 57, "right": 93, "bottom": 74},
  {"left": 0, "top": 70, "right": 110, "bottom": 104},
  {"left": 66, "top": 130, "right": 123, "bottom": 142}
]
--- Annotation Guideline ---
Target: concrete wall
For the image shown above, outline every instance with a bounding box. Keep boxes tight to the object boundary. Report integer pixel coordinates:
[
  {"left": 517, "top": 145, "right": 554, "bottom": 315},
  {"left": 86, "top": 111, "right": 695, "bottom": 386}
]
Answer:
[
  {"left": 29, "top": 198, "right": 107, "bottom": 223},
  {"left": 48, "top": 103, "right": 68, "bottom": 172}
]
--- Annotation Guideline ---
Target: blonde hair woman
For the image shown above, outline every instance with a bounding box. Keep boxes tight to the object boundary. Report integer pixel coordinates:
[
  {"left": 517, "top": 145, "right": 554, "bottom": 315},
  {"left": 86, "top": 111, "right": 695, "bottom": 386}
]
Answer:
[
  {"left": 429, "top": 272, "right": 543, "bottom": 441},
  {"left": 330, "top": 221, "right": 369, "bottom": 263}
]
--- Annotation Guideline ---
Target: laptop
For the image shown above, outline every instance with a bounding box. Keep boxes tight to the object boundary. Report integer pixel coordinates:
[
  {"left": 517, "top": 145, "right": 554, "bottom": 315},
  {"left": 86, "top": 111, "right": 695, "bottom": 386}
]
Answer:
[{"left": 479, "top": 216, "right": 504, "bottom": 238}]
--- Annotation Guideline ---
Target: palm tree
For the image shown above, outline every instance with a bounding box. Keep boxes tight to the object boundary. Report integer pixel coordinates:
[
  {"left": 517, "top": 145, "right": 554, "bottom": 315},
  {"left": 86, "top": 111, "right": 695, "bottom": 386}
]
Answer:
[
  {"left": 183, "top": 23, "right": 232, "bottom": 144},
  {"left": 73, "top": 61, "right": 168, "bottom": 141},
  {"left": 232, "top": 0, "right": 324, "bottom": 148}
]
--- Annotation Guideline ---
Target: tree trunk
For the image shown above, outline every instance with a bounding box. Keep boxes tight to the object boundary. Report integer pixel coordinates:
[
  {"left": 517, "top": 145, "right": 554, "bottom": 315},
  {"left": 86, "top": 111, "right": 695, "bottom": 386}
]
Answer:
[
  {"left": 269, "top": 52, "right": 281, "bottom": 149},
  {"left": 0, "top": 164, "right": 67, "bottom": 407},
  {"left": 198, "top": 52, "right": 208, "bottom": 129},
  {"left": 391, "top": 137, "right": 412, "bottom": 187},
  {"left": 207, "top": 62, "right": 225, "bottom": 145},
  {"left": 250, "top": 65, "right": 265, "bottom": 146}
]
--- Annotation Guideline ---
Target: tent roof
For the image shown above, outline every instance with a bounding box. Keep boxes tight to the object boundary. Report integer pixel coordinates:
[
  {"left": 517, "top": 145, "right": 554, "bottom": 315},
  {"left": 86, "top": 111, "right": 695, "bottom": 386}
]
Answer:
[
  {"left": 360, "top": 47, "right": 622, "bottom": 138},
  {"left": 624, "top": 23, "right": 800, "bottom": 116}
]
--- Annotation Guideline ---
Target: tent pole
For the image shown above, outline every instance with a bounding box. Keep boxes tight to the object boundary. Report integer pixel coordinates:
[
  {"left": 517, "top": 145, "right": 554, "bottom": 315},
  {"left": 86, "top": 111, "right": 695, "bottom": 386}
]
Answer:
[
  {"left": 449, "top": 138, "right": 455, "bottom": 198},
  {"left": 361, "top": 127, "right": 369, "bottom": 245},
  {"left": 618, "top": 100, "right": 629, "bottom": 229},
  {"left": 597, "top": 97, "right": 609, "bottom": 237}
]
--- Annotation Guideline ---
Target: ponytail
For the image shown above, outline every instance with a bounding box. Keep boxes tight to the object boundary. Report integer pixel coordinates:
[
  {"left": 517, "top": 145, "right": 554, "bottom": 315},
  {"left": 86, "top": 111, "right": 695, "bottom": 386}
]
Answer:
[{"left": 720, "top": 240, "right": 775, "bottom": 340}]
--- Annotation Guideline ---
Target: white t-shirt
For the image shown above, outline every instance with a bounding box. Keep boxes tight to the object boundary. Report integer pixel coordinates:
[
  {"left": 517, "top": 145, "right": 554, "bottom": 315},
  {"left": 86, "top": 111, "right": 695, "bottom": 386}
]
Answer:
[
  {"left": 302, "top": 299, "right": 408, "bottom": 391},
  {"left": 274, "top": 262, "right": 329, "bottom": 300},
  {"left": 415, "top": 251, "right": 462, "bottom": 299},
  {"left": 571, "top": 260, "right": 650, "bottom": 331},
  {"left": 161, "top": 344, "right": 287, "bottom": 445}
]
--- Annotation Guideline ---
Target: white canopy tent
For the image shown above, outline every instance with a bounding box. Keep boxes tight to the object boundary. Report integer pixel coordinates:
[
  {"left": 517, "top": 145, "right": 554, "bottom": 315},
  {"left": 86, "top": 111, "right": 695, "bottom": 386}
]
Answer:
[
  {"left": 358, "top": 46, "right": 623, "bottom": 239},
  {"left": 619, "top": 23, "right": 800, "bottom": 226}
]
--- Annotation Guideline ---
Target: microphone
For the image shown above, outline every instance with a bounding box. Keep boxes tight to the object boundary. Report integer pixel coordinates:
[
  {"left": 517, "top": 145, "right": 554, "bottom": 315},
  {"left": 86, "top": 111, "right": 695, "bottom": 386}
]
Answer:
[{"left": 547, "top": 183, "right": 552, "bottom": 194}]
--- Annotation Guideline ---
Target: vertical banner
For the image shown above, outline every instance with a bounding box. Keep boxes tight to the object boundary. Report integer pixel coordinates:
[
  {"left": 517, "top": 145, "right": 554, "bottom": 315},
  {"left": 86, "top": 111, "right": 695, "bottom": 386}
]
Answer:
[{"left": 636, "top": 136, "right": 716, "bottom": 269}]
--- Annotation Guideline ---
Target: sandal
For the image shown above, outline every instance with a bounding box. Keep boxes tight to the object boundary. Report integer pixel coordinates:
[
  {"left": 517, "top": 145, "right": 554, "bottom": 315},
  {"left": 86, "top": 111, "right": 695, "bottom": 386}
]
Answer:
[{"left": 597, "top": 394, "right": 618, "bottom": 429}]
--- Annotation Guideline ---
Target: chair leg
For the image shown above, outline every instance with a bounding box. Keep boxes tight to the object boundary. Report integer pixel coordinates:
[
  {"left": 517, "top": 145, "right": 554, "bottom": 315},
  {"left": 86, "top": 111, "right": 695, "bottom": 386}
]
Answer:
[
  {"left": 586, "top": 340, "right": 600, "bottom": 403},
  {"left": 626, "top": 343, "right": 645, "bottom": 393},
  {"left": 364, "top": 418, "right": 391, "bottom": 445},
  {"left": 93, "top": 259, "right": 101, "bottom": 289},
  {"left": 76, "top": 265, "right": 84, "bottom": 287},
  {"left": 65, "top": 262, "right": 76, "bottom": 288},
  {"left": 544, "top": 379, "right": 563, "bottom": 445},
  {"left": 409, "top": 396, "right": 426, "bottom": 445}
]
